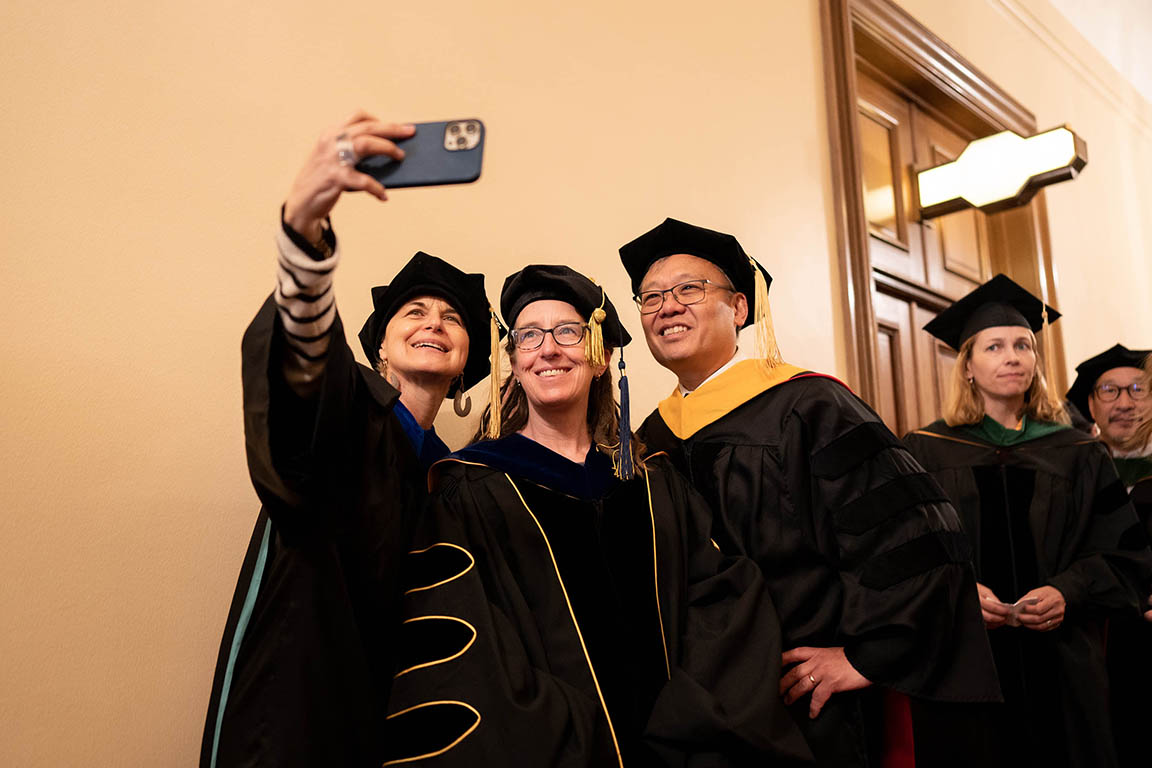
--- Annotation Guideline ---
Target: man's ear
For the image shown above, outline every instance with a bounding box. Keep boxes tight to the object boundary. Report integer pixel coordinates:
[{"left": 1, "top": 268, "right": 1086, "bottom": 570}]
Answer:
[
  {"left": 732, "top": 292, "right": 749, "bottom": 328},
  {"left": 1087, "top": 395, "right": 1100, "bottom": 426}
]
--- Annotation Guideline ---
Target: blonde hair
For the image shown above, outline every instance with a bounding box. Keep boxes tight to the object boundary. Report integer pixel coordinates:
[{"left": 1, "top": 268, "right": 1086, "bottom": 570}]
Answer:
[
  {"left": 943, "top": 331, "right": 1070, "bottom": 427},
  {"left": 1131, "top": 354, "right": 1152, "bottom": 447}
]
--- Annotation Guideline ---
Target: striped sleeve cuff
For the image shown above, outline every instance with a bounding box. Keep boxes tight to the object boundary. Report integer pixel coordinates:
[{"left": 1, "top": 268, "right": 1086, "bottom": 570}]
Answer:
[{"left": 274, "top": 224, "right": 339, "bottom": 373}]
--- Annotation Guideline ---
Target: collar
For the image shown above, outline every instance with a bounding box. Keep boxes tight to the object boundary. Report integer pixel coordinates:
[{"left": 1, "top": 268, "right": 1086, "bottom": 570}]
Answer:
[
  {"left": 658, "top": 358, "right": 808, "bottom": 439},
  {"left": 678, "top": 346, "right": 746, "bottom": 396},
  {"left": 392, "top": 400, "right": 451, "bottom": 468},
  {"left": 447, "top": 433, "right": 619, "bottom": 499},
  {"left": 961, "top": 415, "right": 1069, "bottom": 447},
  {"left": 1111, "top": 435, "right": 1152, "bottom": 459}
]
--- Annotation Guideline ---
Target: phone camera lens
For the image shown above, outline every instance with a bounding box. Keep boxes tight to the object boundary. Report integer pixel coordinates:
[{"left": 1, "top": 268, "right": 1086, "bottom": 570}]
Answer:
[
  {"left": 466, "top": 123, "right": 476, "bottom": 133},
  {"left": 450, "top": 125, "right": 460, "bottom": 134},
  {"left": 456, "top": 136, "right": 467, "bottom": 147}
]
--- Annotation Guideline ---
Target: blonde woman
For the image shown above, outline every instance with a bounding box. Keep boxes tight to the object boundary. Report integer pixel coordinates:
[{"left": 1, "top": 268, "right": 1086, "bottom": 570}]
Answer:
[{"left": 903, "top": 275, "right": 1152, "bottom": 768}]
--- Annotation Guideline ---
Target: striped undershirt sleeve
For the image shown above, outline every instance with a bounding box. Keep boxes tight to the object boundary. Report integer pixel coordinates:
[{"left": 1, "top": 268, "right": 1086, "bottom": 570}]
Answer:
[{"left": 274, "top": 222, "right": 339, "bottom": 386}]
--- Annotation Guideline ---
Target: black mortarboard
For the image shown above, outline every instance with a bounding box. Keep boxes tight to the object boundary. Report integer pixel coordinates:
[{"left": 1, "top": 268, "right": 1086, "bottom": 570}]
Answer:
[
  {"left": 500, "top": 265, "right": 631, "bottom": 349},
  {"left": 1065, "top": 344, "right": 1151, "bottom": 422},
  {"left": 357, "top": 251, "right": 499, "bottom": 396},
  {"left": 922, "top": 273, "right": 1061, "bottom": 351},
  {"left": 617, "top": 217, "right": 771, "bottom": 330}
]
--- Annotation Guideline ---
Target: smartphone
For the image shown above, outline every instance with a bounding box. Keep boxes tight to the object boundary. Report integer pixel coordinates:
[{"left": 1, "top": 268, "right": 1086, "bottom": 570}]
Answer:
[{"left": 355, "top": 119, "right": 485, "bottom": 188}]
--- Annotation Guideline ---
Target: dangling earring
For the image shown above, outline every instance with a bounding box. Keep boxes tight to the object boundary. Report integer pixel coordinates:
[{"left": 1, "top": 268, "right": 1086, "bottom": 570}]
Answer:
[{"left": 452, "top": 375, "right": 472, "bottom": 417}]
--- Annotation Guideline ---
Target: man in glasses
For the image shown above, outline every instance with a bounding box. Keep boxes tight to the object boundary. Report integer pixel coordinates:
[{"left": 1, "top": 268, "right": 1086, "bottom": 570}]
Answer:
[
  {"left": 1067, "top": 344, "right": 1152, "bottom": 484},
  {"left": 1067, "top": 344, "right": 1152, "bottom": 767},
  {"left": 618, "top": 218, "right": 1000, "bottom": 768}
]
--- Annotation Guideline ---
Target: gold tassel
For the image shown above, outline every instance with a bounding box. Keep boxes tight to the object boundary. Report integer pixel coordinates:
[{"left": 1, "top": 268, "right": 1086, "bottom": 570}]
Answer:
[
  {"left": 485, "top": 308, "right": 502, "bottom": 440},
  {"left": 749, "top": 255, "right": 783, "bottom": 368},
  {"left": 585, "top": 287, "right": 608, "bottom": 369}
]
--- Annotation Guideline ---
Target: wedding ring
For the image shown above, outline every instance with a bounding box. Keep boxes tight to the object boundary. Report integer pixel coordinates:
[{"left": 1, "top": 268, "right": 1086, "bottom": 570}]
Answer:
[
  {"left": 809, "top": 674, "right": 817, "bottom": 684},
  {"left": 335, "top": 133, "right": 357, "bottom": 166}
]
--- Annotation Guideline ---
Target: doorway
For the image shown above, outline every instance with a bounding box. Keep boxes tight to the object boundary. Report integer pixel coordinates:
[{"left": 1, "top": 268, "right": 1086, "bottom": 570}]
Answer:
[{"left": 821, "top": 0, "right": 1068, "bottom": 435}]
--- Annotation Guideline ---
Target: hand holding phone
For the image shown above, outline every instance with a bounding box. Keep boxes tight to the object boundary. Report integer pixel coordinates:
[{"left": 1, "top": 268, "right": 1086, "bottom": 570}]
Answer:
[
  {"left": 283, "top": 111, "right": 416, "bottom": 240},
  {"left": 355, "top": 119, "right": 485, "bottom": 188}
]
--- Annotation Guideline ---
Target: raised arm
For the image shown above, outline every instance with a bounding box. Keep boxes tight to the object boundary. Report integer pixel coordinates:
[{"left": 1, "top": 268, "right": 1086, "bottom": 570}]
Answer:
[
  {"left": 275, "top": 111, "right": 414, "bottom": 394},
  {"left": 241, "top": 112, "right": 414, "bottom": 529}
]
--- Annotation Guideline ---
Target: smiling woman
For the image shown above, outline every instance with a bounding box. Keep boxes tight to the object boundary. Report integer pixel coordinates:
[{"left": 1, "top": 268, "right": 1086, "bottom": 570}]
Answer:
[
  {"left": 904, "top": 274, "right": 1152, "bottom": 768},
  {"left": 376, "top": 265, "right": 814, "bottom": 766},
  {"left": 379, "top": 297, "right": 470, "bottom": 391},
  {"left": 200, "top": 113, "right": 500, "bottom": 768}
]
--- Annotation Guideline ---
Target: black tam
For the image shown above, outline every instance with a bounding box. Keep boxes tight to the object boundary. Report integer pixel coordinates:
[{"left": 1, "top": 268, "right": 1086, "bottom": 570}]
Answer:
[
  {"left": 618, "top": 217, "right": 771, "bottom": 329},
  {"left": 1066, "top": 343, "right": 1151, "bottom": 423},
  {"left": 500, "top": 264, "right": 631, "bottom": 348},
  {"left": 357, "top": 251, "right": 498, "bottom": 395}
]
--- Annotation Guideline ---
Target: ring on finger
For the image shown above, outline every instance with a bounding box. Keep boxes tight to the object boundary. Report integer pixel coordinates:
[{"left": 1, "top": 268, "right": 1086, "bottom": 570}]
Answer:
[
  {"left": 335, "top": 133, "right": 358, "bottom": 166},
  {"left": 808, "top": 674, "right": 817, "bottom": 685}
]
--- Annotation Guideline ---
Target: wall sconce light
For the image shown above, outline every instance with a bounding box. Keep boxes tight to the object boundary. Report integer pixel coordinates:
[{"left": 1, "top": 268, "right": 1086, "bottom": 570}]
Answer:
[{"left": 917, "top": 125, "right": 1087, "bottom": 219}]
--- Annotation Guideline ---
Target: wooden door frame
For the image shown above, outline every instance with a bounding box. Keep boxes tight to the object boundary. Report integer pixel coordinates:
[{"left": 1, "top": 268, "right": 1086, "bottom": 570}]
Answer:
[{"left": 820, "top": 0, "right": 1067, "bottom": 404}]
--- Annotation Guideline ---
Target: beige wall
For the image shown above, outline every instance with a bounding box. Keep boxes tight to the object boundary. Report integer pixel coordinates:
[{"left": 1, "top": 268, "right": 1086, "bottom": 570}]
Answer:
[
  {"left": 0, "top": 1, "right": 837, "bottom": 764},
  {"left": 893, "top": 0, "right": 1152, "bottom": 371},
  {"left": 1, "top": 0, "right": 1148, "bottom": 764}
]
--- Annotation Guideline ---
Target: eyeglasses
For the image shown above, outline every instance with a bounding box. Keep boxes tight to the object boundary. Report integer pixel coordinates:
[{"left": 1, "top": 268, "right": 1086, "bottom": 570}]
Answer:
[
  {"left": 509, "top": 322, "right": 587, "bottom": 351},
  {"left": 634, "top": 279, "right": 734, "bottom": 314},
  {"left": 1094, "top": 382, "right": 1149, "bottom": 402}
]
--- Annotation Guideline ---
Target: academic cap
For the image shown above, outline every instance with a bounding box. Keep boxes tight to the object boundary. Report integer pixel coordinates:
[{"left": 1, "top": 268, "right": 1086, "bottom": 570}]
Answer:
[
  {"left": 1065, "top": 344, "right": 1151, "bottom": 422},
  {"left": 500, "top": 265, "right": 631, "bottom": 350},
  {"left": 617, "top": 217, "right": 772, "bottom": 330},
  {"left": 922, "top": 273, "right": 1061, "bottom": 352},
  {"left": 499, "top": 265, "right": 635, "bottom": 474},
  {"left": 357, "top": 251, "right": 501, "bottom": 396}
]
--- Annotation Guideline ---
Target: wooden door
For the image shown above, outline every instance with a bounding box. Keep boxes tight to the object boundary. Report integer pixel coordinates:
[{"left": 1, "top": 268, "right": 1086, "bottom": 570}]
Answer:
[{"left": 856, "top": 67, "right": 989, "bottom": 434}]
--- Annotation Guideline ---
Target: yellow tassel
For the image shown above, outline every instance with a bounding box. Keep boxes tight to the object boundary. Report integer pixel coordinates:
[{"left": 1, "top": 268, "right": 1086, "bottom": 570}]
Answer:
[
  {"left": 485, "top": 308, "right": 502, "bottom": 440},
  {"left": 585, "top": 288, "right": 608, "bottom": 369},
  {"left": 750, "top": 255, "right": 782, "bottom": 368}
]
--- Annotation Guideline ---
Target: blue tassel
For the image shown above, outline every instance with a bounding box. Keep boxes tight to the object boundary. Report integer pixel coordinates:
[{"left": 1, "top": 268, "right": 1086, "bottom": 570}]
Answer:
[{"left": 617, "top": 354, "right": 635, "bottom": 480}]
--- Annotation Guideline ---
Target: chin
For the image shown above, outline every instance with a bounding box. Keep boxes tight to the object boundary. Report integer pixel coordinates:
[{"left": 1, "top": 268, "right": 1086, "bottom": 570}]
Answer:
[
  {"left": 528, "top": 392, "right": 583, "bottom": 410},
  {"left": 1107, "top": 425, "right": 1137, "bottom": 442},
  {"left": 413, "top": 366, "right": 455, "bottom": 380},
  {"left": 653, "top": 343, "right": 697, "bottom": 366}
]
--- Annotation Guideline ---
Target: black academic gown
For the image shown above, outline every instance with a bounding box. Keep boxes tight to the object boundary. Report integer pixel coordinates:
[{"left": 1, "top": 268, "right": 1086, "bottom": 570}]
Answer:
[
  {"left": 1107, "top": 459, "right": 1152, "bottom": 768},
  {"left": 201, "top": 296, "right": 435, "bottom": 768},
  {"left": 638, "top": 361, "right": 1001, "bottom": 768},
  {"left": 903, "top": 420, "right": 1152, "bottom": 768},
  {"left": 378, "top": 434, "right": 814, "bottom": 767}
]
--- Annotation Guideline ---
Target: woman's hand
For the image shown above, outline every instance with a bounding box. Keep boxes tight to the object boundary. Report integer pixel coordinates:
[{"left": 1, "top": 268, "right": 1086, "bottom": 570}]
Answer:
[
  {"left": 780, "top": 646, "right": 871, "bottom": 719},
  {"left": 1017, "top": 585, "right": 1065, "bottom": 631},
  {"left": 283, "top": 110, "right": 416, "bottom": 242},
  {"left": 976, "top": 582, "right": 1011, "bottom": 629}
]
